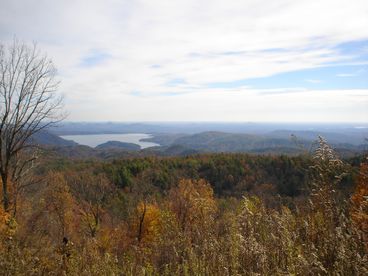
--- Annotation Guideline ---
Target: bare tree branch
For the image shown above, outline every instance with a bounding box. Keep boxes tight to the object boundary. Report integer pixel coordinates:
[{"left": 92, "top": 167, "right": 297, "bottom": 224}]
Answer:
[{"left": 0, "top": 39, "right": 65, "bottom": 212}]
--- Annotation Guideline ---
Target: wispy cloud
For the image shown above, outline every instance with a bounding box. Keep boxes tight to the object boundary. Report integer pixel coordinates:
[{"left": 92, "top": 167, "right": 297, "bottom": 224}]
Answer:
[
  {"left": 305, "top": 79, "right": 323, "bottom": 83},
  {"left": 337, "top": 68, "right": 366, "bottom": 77},
  {"left": 256, "top": 87, "right": 308, "bottom": 96},
  {"left": 337, "top": 73, "right": 357, "bottom": 77}
]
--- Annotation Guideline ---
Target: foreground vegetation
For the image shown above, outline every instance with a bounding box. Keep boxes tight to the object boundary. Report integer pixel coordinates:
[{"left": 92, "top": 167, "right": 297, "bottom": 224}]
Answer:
[{"left": 0, "top": 138, "right": 367, "bottom": 275}]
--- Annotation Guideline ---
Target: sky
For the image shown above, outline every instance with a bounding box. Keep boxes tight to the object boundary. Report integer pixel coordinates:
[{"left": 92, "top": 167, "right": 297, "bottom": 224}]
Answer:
[{"left": 0, "top": 0, "right": 368, "bottom": 122}]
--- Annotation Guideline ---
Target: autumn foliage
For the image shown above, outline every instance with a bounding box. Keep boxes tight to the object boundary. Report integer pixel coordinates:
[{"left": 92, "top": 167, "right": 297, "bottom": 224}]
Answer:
[
  {"left": 0, "top": 141, "right": 367, "bottom": 275},
  {"left": 351, "top": 161, "right": 368, "bottom": 249}
]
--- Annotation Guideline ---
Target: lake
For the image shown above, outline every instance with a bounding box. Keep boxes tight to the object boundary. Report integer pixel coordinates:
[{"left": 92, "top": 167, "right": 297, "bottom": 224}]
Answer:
[{"left": 60, "top": 133, "right": 160, "bottom": 149}]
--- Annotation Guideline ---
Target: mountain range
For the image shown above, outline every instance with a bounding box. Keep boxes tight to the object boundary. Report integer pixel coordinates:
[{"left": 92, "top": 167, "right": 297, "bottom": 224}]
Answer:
[{"left": 30, "top": 126, "right": 367, "bottom": 159}]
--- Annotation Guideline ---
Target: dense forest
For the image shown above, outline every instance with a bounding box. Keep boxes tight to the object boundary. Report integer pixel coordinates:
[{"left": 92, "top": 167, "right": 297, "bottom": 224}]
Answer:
[{"left": 0, "top": 137, "right": 367, "bottom": 275}]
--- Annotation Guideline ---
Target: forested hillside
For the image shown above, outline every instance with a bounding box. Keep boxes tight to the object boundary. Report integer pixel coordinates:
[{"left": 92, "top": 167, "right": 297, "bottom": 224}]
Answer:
[
  {"left": 142, "top": 131, "right": 367, "bottom": 156},
  {"left": 0, "top": 138, "right": 367, "bottom": 275}
]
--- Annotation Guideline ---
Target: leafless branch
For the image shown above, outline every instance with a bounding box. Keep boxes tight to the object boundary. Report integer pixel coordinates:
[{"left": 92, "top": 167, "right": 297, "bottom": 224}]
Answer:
[{"left": 0, "top": 39, "right": 64, "bottom": 212}]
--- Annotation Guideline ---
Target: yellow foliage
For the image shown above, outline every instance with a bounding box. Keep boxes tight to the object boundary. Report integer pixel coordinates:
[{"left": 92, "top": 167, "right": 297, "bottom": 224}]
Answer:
[
  {"left": 43, "top": 172, "right": 76, "bottom": 241},
  {"left": 169, "top": 179, "right": 217, "bottom": 231},
  {"left": 131, "top": 202, "right": 161, "bottom": 244},
  {"left": 0, "top": 207, "right": 17, "bottom": 253},
  {"left": 0, "top": 207, "right": 16, "bottom": 238}
]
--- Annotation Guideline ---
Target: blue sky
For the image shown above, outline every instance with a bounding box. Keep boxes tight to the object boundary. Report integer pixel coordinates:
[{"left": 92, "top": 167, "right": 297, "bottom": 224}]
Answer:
[
  {"left": 1, "top": 0, "right": 367, "bottom": 122},
  {"left": 206, "top": 63, "right": 368, "bottom": 91},
  {"left": 79, "top": 50, "right": 111, "bottom": 67},
  {"left": 185, "top": 40, "right": 368, "bottom": 91}
]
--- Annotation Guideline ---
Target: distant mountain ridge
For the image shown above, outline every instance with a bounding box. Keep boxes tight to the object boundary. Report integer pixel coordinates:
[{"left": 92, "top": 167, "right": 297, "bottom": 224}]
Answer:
[
  {"left": 144, "top": 131, "right": 367, "bottom": 156},
  {"left": 31, "top": 131, "right": 77, "bottom": 147},
  {"left": 165, "top": 131, "right": 309, "bottom": 152},
  {"left": 32, "top": 128, "right": 367, "bottom": 159},
  {"left": 49, "top": 122, "right": 368, "bottom": 139},
  {"left": 266, "top": 130, "right": 366, "bottom": 145}
]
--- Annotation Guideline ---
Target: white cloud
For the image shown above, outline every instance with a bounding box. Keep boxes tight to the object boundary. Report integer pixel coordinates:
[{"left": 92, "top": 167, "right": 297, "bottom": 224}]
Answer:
[
  {"left": 65, "top": 87, "right": 368, "bottom": 122},
  {"left": 305, "top": 79, "right": 323, "bottom": 83},
  {"left": 0, "top": 0, "right": 367, "bottom": 121},
  {"left": 337, "top": 73, "right": 357, "bottom": 77},
  {"left": 337, "top": 69, "right": 366, "bottom": 77}
]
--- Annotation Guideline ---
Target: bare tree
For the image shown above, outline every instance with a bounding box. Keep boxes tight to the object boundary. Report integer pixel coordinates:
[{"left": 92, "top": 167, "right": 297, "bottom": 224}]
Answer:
[{"left": 0, "top": 39, "right": 64, "bottom": 212}]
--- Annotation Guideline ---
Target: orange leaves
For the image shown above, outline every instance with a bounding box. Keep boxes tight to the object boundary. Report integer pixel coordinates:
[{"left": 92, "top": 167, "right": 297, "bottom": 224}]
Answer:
[
  {"left": 169, "top": 179, "right": 216, "bottom": 231},
  {"left": 351, "top": 162, "right": 368, "bottom": 249},
  {"left": 129, "top": 178, "right": 217, "bottom": 245},
  {"left": 42, "top": 172, "right": 76, "bottom": 241},
  {"left": 351, "top": 163, "right": 368, "bottom": 209},
  {"left": 0, "top": 207, "right": 15, "bottom": 238}
]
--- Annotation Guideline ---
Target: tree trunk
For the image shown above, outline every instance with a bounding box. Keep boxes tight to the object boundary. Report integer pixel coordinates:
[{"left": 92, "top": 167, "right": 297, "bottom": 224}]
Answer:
[
  {"left": 1, "top": 173, "right": 9, "bottom": 212},
  {"left": 137, "top": 201, "right": 147, "bottom": 243}
]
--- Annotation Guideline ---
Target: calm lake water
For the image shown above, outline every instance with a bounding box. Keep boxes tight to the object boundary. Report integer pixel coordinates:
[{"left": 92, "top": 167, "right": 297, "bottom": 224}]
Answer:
[{"left": 60, "top": 133, "right": 160, "bottom": 149}]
